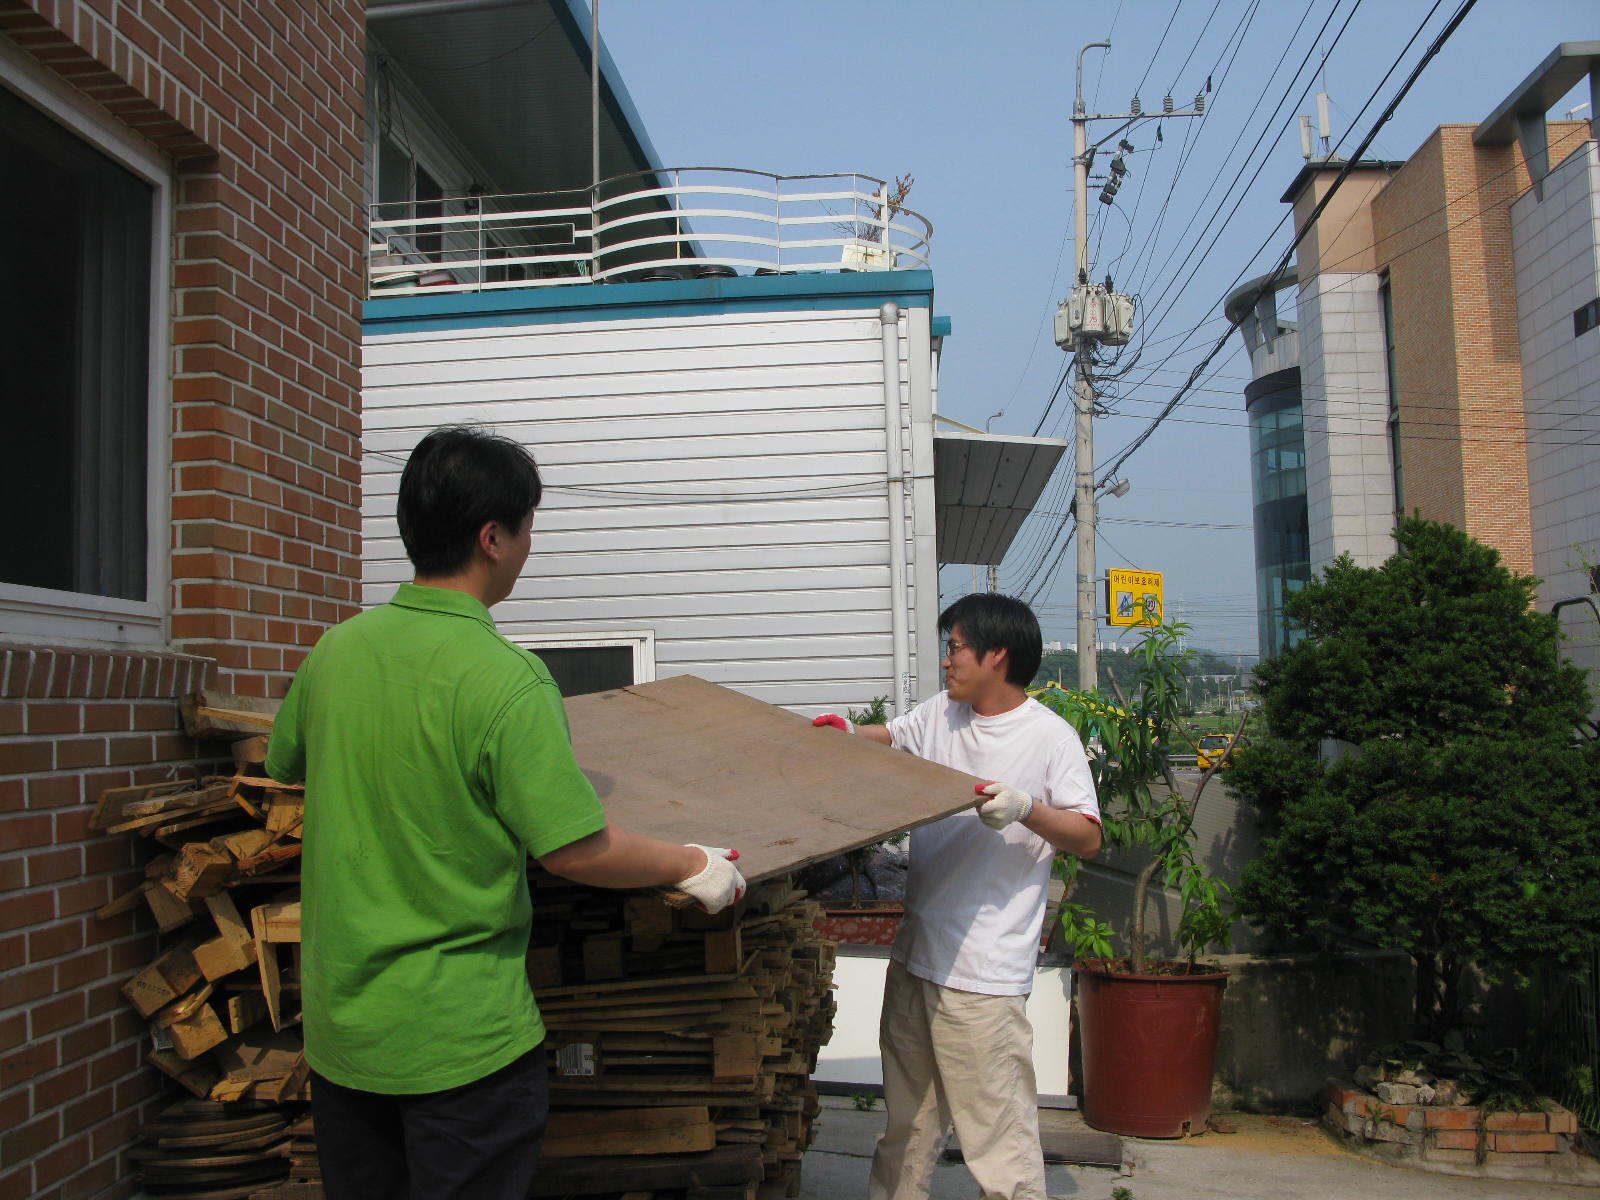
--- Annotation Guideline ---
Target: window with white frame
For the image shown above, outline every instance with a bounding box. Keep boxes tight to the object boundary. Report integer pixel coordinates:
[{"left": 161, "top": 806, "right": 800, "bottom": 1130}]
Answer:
[
  {"left": 511, "top": 631, "right": 656, "bottom": 698},
  {"left": 0, "top": 45, "right": 170, "bottom": 645}
]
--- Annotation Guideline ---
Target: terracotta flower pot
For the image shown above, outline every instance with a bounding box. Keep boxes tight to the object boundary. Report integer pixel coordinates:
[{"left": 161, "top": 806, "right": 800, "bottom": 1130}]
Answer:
[{"left": 1075, "top": 958, "right": 1229, "bottom": 1138}]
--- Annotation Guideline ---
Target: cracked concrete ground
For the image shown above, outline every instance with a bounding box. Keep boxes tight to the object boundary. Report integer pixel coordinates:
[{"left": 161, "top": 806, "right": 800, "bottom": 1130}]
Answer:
[{"left": 795, "top": 1095, "right": 1600, "bottom": 1200}]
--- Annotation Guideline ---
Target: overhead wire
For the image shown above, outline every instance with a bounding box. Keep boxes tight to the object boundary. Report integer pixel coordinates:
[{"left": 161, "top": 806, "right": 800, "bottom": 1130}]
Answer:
[{"left": 1097, "top": 0, "right": 1484, "bottom": 491}]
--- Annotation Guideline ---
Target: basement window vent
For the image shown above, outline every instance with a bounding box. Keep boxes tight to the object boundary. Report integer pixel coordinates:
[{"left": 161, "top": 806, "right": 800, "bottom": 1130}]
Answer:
[{"left": 1576, "top": 298, "right": 1600, "bottom": 337}]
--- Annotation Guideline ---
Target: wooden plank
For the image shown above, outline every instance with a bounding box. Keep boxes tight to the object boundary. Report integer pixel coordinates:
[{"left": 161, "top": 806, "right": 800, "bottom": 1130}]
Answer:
[
  {"left": 194, "top": 892, "right": 257, "bottom": 982},
  {"left": 105, "top": 796, "right": 238, "bottom": 836},
  {"left": 171, "top": 844, "right": 235, "bottom": 902},
  {"left": 582, "top": 933, "right": 625, "bottom": 982},
  {"left": 122, "top": 935, "right": 204, "bottom": 1017},
  {"left": 91, "top": 779, "right": 205, "bottom": 831},
  {"left": 180, "top": 691, "right": 281, "bottom": 738},
  {"left": 713, "top": 1035, "right": 762, "bottom": 1081},
  {"left": 542, "top": 1122, "right": 716, "bottom": 1158},
  {"left": 563, "top": 676, "right": 986, "bottom": 885},
  {"left": 145, "top": 881, "right": 201, "bottom": 934},
  {"left": 230, "top": 735, "right": 271, "bottom": 770}
]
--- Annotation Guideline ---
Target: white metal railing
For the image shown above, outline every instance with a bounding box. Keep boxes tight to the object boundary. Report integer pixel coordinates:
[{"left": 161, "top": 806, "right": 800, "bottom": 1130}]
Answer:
[{"left": 366, "top": 167, "right": 933, "bottom": 298}]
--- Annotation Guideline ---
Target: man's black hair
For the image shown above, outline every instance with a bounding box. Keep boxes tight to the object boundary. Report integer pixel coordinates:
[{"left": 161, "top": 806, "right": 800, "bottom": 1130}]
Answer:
[
  {"left": 397, "top": 425, "right": 543, "bottom": 576},
  {"left": 938, "top": 593, "right": 1042, "bottom": 687}
]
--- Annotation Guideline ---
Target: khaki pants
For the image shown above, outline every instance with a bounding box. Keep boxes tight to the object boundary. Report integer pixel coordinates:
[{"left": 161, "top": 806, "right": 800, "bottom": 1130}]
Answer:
[{"left": 868, "top": 960, "right": 1046, "bottom": 1200}]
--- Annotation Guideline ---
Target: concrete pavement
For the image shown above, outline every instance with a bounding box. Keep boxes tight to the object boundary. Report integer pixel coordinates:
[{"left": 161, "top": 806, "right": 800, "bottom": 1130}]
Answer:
[{"left": 796, "top": 1095, "right": 1599, "bottom": 1200}]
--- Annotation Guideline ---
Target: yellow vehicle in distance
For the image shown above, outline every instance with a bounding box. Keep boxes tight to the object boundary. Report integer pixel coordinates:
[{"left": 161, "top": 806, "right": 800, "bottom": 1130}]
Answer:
[{"left": 1194, "top": 732, "right": 1242, "bottom": 771}]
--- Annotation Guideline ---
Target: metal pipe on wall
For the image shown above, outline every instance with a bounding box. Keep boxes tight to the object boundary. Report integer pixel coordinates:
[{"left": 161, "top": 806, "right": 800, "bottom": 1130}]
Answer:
[{"left": 880, "top": 303, "right": 912, "bottom": 718}]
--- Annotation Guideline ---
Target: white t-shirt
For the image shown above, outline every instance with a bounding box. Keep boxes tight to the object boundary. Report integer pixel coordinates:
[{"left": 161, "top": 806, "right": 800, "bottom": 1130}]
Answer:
[{"left": 886, "top": 691, "right": 1099, "bottom": 996}]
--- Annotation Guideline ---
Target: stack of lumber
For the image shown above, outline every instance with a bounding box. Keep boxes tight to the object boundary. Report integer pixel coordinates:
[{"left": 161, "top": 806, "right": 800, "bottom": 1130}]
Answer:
[
  {"left": 92, "top": 697, "right": 313, "bottom": 1197},
  {"left": 92, "top": 690, "right": 839, "bottom": 1200},
  {"left": 528, "top": 871, "right": 836, "bottom": 1199}
]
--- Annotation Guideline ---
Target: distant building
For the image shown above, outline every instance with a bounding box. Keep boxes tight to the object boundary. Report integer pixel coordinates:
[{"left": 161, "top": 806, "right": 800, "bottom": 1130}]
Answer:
[
  {"left": 1042, "top": 640, "right": 1064, "bottom": 653},
  {"left": 1225, "top": 43, "right": 1600, "bottom": 670}
]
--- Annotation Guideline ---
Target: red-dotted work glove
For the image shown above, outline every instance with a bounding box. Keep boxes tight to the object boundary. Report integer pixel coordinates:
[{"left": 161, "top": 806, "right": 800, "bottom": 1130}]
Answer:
[
  {"left": 676, "top": 845, "right": 746, "bottom": 912},
  {"left": 812, "top": 714, "right": 855, "bottom": 734},
  {"left": 975, "top": 782, "right": 1034, "bottom": 830}
]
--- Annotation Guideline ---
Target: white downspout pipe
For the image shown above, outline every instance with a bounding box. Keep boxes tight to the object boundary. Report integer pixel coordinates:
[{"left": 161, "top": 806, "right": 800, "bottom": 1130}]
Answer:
[{"left": 880, "top": 303, "right": 912, "bottom": 717}]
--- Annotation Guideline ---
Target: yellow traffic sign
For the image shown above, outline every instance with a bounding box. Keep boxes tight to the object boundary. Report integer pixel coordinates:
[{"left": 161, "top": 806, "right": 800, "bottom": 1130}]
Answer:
[{"left": 1106, "top": 568, "right": 1163, "bottom": 627}]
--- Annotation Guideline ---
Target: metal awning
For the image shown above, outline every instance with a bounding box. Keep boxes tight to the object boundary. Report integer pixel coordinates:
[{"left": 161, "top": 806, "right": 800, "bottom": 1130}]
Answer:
[{"left": 934, "top": 426, "right": 1070, "bottom": 566}]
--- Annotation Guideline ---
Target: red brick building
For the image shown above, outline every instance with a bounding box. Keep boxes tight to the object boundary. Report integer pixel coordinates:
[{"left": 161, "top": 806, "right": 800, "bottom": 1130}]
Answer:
[{"left": 0, "top": 2, "right": 366, "bottom": 1194}]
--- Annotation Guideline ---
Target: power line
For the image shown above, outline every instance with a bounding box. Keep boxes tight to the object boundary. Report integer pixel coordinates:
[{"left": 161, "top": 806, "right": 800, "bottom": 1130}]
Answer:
[{"left": 1095, "top": 0, "right": 1482, "bottom": 490}]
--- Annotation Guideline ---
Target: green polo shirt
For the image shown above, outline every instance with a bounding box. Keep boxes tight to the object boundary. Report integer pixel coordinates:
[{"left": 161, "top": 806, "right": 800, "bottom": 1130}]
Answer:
[{"left": 264, "top": 583, "right": 607, "bottom": 1093}]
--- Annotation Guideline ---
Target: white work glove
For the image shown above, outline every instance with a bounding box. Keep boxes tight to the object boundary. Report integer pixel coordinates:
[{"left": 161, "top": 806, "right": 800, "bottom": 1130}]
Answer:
[
  {"left": 812, "top": 714, "right": 854, "bottom": 734},
  {"left": 676, "top": 844, "right": 746, "bottom": 913},
  {"left": 975, "top": 782, "right": 1034, "bottom": 830}
]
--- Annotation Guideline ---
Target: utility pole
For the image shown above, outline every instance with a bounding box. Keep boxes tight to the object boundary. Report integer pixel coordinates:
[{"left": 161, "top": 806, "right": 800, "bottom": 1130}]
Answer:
[{"left": 1058, "top": 42, "right": 1203, "bottom": 691}]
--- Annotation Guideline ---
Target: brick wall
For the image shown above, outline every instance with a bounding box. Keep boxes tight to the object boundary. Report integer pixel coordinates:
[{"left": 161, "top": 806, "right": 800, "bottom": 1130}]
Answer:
[
  {"left": 0, "top": 1, "right": 366, "bottom": 1195},
  {"left": 1373, "top": 122, "right": 1592, "bottom": 575}
]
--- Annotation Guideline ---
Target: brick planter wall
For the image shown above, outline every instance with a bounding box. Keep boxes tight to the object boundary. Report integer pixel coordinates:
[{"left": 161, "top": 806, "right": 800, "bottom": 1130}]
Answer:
[
  {"left": 0, "top": 0, "right": 365, "bottom": 1195},
  {"left": 1323, "top": 1078, "right": 1599, "bottom": 1183}
]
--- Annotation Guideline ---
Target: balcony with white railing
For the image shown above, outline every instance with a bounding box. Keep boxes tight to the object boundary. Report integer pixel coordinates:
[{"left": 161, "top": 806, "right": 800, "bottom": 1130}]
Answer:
[{"left": 366, "top": 167, "right": 933, "bottom": 298}]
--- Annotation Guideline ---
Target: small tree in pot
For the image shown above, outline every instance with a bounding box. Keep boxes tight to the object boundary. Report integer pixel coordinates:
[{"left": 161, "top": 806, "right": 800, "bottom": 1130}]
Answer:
[{"left": 1034, "top": 617, "right": 1246, "bottom": 1136}]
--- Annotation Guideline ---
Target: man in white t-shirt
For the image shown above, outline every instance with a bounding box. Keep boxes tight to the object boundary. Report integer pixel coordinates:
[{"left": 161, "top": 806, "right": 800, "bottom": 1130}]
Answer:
[{"left": 813, "top": 593, "right": 1102, "bottom": 1200}]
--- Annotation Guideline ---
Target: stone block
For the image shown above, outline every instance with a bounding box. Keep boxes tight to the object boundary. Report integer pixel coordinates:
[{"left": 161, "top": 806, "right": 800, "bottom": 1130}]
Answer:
[
  {"left": 1424, "top": 1147, "right": 1480, "bottom": 1166},
  {"left": 1367, "top": 1119, "right": 1422, "bottom": 1146},
  {"left": 1374, "top": 1081, "right": 1420, "bottom": 1104},
  {"left": 1547, "top": 1107, "right": 1578, "bottom": 1135},
  {"left": 1489, "top": 1132, "right": 1558, "bottom": 1153}
]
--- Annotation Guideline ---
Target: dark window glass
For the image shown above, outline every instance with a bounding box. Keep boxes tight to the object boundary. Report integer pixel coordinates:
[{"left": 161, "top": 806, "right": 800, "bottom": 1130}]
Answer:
[
  {"left": 415, "top": 164, "right": 443, "bottom": 259},
  {"left": 0, "top": 85, "right": 152, "bottom": 600},
  {"left": 1576, "top": 298, "right": 1599, "bottom": 337},
  {"left": 1380, "top": 276, "right": 1404, "bottom": 514},
  {"left": 536, "top": 646, "right": 635, "bottom": 697}
]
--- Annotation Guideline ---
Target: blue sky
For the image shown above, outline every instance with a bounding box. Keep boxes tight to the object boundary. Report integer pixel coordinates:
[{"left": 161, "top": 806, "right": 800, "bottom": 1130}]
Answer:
[{"left": 595, "top": 1, "right": 1595, "bottom": 655}]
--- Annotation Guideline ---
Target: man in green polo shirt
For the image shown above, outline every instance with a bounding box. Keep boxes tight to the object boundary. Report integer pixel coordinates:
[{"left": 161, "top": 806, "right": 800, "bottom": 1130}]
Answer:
[{"left": 265, "top": 425, "right": 743, "bottom": 1200}]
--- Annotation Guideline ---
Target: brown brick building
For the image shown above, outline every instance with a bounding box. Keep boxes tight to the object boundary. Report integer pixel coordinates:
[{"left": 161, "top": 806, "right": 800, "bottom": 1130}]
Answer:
[
  {"left": 1226, "top": 45, "right": 1600, "bottom": 664},
  {"left": 0, "top": 1, "right": 366, "bottom": 1194}
]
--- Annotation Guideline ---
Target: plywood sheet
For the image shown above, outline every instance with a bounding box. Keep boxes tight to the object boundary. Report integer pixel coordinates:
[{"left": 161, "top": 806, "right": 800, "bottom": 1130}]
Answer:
[{"left": 565, "top": 675, "right": 983, "bottom": 884}]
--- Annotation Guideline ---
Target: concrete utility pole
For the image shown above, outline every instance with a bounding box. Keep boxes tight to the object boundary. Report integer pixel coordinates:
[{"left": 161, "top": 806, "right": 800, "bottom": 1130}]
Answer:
[{"left": 1061, "top": 42, "right": 1202, "bottom": 691}]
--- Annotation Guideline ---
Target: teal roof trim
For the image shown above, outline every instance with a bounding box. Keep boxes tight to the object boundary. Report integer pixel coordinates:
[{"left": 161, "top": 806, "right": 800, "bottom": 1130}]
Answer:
[
  {"left": 365, "top": 270, "right": 936, "bottom": 335},
  {"left": 932, "top": 315, "right": 952, "bottom": 338}
]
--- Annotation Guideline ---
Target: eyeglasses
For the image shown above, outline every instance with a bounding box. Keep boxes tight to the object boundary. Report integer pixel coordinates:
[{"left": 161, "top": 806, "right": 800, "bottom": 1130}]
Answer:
[{"left": 943, "top": 639, "right": 972, "bottom": 658}]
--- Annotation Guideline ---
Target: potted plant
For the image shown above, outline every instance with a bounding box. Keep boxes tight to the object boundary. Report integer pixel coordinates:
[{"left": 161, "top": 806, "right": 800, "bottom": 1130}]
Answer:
[{"left": 1034, "top": 618, "right": 1247, "bottom": 1138}]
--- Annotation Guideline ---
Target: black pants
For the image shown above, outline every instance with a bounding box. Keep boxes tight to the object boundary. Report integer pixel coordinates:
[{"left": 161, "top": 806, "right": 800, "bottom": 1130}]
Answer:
[{"left": 311, "top": 1046, "right": 548, "bottom": 1200}]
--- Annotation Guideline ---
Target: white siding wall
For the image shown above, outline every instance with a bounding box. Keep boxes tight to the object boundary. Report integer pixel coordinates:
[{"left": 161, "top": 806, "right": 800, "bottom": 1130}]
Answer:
[
  {"left": 1511, "top": 139, "right": 1600, "bottom": 681},
  {"left": 362, "top": 304, "right": 933, "bottom": 713},
  {"left": 1296, "top": 271, "right": 1397, "bottom": 570}
]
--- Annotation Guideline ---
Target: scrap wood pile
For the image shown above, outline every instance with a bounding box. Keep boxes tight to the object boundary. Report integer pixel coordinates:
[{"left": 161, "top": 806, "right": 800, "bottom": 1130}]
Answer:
[
  {"left": 528, "top": 870, "right": 837, "bottom": 1199},
  {"left": 90, "top": 690, "right": 838, "bottom": 1200}
]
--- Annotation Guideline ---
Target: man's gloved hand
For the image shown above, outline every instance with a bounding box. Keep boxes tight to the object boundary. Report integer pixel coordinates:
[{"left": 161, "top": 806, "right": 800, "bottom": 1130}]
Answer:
[
  {"left": 812, "top": 714, "right": 854, "bottom": 734},
  {"left": 676, "top": 844, "right": 746, "bottom": 912},
  {"left": 975, "top": 782, "right": 1034, "bottom": 830}
]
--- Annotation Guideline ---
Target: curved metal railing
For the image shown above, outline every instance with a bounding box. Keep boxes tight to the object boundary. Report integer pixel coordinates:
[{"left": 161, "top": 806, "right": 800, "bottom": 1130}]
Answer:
[{"left": 367, "top": 167, "right": 933, "bottom": 297}]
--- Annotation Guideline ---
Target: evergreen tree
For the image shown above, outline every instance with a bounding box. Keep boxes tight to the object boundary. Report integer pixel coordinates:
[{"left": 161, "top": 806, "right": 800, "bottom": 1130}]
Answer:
[{"left": 1232, "top": 518, "right": 1600, "bottom": 1039}]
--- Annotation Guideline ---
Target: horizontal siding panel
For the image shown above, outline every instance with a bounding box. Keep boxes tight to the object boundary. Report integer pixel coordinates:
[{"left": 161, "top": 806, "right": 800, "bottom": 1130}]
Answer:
[
  {"left": 366, "top": 311, "right": 885, "bottom": 363},
  {"left": 496, "top": 610, "right": 898, "bottom": 643},
  {"left": 363, "top": 296, "right": 928, "bottom": 711},
  {"left": 360, "top": 383, "right": 891, "bottom": 430},
  {"left": 659, "top": 657, "right": 892, "bottom": 686},
  {"left": 698, "top": 679, "right": 901, "bottom": 711},
  {"left": 362, "top": 404, "right": 888, "bottom": 450},
  {"left": 366, "top": 515, "right": 891, "bottom": 556},
  {"left": 365, "top": 338, "right": 882, "bottom": 390},
  {"left": 362, "top": 367, "right": 886, "bottom": 422}
]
